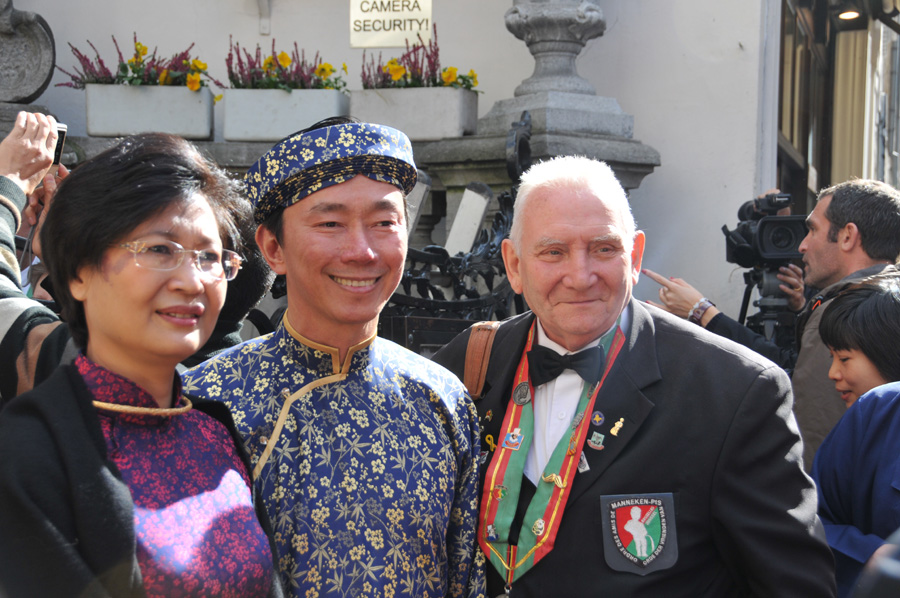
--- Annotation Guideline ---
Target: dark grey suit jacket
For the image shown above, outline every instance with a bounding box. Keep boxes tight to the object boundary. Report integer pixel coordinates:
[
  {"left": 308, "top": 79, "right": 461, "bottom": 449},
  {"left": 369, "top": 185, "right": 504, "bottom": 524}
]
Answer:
[{"left": 433, "top": 299, "right": 835, "bottom": 597}]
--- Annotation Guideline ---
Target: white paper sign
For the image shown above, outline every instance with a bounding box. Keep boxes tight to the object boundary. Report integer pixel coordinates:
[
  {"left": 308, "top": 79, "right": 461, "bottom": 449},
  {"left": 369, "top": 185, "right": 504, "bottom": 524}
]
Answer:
[{"left": 350, "top": 0, "right": 433, "bottom": 48}]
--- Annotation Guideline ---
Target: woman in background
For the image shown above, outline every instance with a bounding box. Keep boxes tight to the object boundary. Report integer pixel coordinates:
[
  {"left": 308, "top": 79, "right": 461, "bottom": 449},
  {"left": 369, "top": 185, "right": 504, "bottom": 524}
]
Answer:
[{"left": 812, "top": 274, "right": 900, "bottom": 598}]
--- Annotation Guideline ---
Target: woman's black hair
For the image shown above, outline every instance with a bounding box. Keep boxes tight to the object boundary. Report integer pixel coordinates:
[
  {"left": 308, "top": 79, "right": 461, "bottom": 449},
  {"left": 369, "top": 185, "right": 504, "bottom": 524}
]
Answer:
[
  {"left": 819, "top": 273, "right": 900, "bottom": 382},
  {"left": 41, "top": 133, "right": 242, "bottom": 349}
]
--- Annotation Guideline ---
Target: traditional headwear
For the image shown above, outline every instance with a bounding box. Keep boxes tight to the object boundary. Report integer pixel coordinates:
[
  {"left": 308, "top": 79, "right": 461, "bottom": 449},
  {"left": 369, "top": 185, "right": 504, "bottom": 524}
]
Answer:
[{"left": 245, "top": 122, "right": 417, "bottom": 223}]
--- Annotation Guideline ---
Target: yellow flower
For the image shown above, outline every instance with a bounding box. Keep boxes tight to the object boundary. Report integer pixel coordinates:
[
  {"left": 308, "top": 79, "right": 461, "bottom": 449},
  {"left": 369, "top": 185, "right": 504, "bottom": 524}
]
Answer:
[
  {"left": 277, "top": 51, "right": 291, "bottom": 69},
  {"left": 127, "top": 57, "right": 136, "bottom": 66},
  {"left": 315, "top": 62, "right": 335, "bottom": 79},
  {"left": 387, "top": 63, "right": 406, "bottom": 81},
  {"left": 214, "top": 93, "right": 223, "bottom": 104},
  {"left": 468, "top": 69, "right": 478, "bottom": 87},
  {"left": 186, "top": 72, "right": 202, "bottom": 91},
  {"left": 158, "top": 68, "right": 170, "bottom": 85},
  {"left": 441, "top": 66, "right": 458, "bottom": 86},
  {"left": 262, "top": 56, "right": 275, "bottom": 72},
  {"left": 135, "top": 42, "right": 148, "bottom": 57},
  {"left": 191, "top": 58, "right": 207, "bottom": 72},
  {"left": 342, "top": 62, "right": 348, "bottom": 74},
  {"left": 382, "top": 58, "right": 399, "bottom": 73}
]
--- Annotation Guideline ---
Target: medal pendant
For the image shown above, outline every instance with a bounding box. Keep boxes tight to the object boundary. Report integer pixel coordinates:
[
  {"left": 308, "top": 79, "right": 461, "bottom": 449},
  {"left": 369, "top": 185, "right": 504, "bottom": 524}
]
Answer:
[{"left": 513, "top": 382, "right": 531, "bottom": 405}]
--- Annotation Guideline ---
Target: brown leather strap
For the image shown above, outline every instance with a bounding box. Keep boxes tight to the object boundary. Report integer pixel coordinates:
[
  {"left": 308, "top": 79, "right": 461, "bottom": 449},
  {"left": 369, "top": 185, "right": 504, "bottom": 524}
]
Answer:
[{"left": 463, "top": 320, "right": 500, "bottom": 399}]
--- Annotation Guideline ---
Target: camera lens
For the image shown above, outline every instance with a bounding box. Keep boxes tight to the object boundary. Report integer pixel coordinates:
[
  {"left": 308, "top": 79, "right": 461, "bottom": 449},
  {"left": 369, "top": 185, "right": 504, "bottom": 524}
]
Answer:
[{"left": 769, "top": 226, "right": 795, "bottom": 250}]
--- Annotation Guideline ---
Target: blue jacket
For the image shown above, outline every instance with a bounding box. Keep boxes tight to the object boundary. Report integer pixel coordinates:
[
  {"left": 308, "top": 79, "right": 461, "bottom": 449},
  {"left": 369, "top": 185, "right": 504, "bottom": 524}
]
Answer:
[{"left": 813, "top": 381, "right": 900, "bottom": 597}]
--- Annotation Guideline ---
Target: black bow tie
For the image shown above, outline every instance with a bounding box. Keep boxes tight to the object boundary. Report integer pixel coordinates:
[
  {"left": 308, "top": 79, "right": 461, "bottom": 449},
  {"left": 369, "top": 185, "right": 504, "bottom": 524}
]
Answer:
[{"left": 527, "top": 345, "right": 605, "bottom": 387}]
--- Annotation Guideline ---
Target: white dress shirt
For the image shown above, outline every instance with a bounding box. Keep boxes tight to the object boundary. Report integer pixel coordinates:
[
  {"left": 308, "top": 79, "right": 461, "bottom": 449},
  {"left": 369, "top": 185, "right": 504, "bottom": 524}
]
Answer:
[{"left": 523, "top": 306, "right": 630, "bottom": 484}]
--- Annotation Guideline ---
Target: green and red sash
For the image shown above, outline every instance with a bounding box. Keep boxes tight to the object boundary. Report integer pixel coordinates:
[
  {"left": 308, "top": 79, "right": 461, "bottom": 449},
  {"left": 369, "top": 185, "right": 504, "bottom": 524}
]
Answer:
[{"left": 478, "top": 321, "right": 625, "bottom": 585}]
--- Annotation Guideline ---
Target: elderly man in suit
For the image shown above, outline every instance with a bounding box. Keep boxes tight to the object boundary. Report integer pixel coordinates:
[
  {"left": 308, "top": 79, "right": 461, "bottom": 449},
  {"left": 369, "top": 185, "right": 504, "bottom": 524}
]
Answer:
[{"left": 432, "top": 156, "right": 835, "bottom": 597}]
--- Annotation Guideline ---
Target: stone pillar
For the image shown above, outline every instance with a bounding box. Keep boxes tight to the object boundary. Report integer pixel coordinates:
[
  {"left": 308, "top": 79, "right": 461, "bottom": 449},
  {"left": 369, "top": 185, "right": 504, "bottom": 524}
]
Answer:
[
  {"left": 507, "top": 0, "right": 605, "bottom": 97},
  {"left": 415, "top": 0, "right": 660, "bottom": 237}
]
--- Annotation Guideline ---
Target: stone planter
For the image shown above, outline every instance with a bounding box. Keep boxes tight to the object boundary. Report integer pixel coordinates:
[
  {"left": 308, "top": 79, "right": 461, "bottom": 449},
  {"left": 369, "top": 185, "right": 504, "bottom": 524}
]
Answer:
[
  {"left": 85, "top": 84, "right": 214, "bottom": 139},
  {"left": 223, "top": 88, "right": 350, "bottom": 142},
  {"left": 350, "top": 88, "right": 478, "bottom": 140}
]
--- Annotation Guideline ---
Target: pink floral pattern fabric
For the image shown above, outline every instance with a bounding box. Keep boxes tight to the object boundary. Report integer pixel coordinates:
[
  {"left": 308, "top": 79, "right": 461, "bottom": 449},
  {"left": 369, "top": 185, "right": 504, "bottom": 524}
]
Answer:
[{"left": 77, "top": 355, "right": 273, "bottom": 598}]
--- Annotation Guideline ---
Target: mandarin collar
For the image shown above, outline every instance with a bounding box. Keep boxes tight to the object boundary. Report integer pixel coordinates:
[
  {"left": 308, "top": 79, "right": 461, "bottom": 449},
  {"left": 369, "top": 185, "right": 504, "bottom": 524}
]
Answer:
[
  {"left": 76, "top": 354, "right": 186, "bottom": 425},
  {"left": 281, "top": 315, "right": 375, "bottom": 376}
]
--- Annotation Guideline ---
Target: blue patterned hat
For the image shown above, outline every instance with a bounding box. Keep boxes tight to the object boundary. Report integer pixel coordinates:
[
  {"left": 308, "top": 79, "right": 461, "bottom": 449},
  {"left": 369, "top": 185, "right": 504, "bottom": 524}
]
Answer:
[{"left": 245, "top": 122, "right": 417, "bottom": 223}]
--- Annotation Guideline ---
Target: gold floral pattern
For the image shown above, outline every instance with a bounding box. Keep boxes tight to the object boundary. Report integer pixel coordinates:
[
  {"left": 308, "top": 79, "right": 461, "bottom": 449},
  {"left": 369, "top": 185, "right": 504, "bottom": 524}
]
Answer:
[
  {"left": 183, "top": 323, "right": 485, "bottom": 598},
  {"left": 245, "top": 122, "right": 417, "bottom": 223}
]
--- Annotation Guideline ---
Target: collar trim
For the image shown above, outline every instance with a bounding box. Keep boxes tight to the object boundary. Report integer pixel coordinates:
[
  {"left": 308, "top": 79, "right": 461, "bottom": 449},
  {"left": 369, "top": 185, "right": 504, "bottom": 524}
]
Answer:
[{"left": 282, "top": 313, "right": 376, "bottom": 374}]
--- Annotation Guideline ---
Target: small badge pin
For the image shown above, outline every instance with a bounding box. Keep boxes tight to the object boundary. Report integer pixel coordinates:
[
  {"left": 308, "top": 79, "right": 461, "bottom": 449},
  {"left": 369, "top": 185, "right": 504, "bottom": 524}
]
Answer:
[
  {"left": 611, "top": 417, "right": 624, "bottom": 437},
  {"left": 571, "top": 411, "right": 585, "bottom": 429},
  {"left": 484, "top": 409, "right": 493, "bottom": 422},
  {"left": 492, "top": 485, "right": 508, "bottom": 500},
  {"left": 479, "top": 450, "right": 489, "bottom": 464},
  {"left": 541, "top": 472, "right": 566, "bottom": 489},
  {"left": 485, "top": 434, "right": 497, "bottom": 451},
  {"left": 487, "top": 524, "right": 498, "bottom": 541},
  {"left": 587, "top": 431, "right": 606, "bottom": 450},
  {"left": 578, "top": 451, "right": 591, "bottom": 473},
  {"left": 591, "top": 411, "right": 605, "bottom": 426},
  {"left": 567, "top": 436, "right": 577, "bottom": 456},
  {"left": 532, "top": 518, "right": 546, "bottom": 536},
  {"left": 513, "top": 382, "right": 531, "bottom": 406},
  {"left": 502, "top": 428, "right": 523, "bottom": 451}
]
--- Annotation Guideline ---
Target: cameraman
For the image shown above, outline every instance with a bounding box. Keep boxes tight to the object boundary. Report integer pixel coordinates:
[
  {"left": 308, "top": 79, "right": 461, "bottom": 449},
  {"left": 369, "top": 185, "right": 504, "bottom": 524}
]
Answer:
[{"left": 646, "top": 179, "right": 900, "bottom": 471}]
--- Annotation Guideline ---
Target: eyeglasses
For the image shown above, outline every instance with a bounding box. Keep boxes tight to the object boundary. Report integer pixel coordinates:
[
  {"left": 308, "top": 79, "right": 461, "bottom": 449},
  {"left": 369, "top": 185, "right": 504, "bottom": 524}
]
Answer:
[{"left": 119, "top": 239, "right": 242, "bottom": 281}]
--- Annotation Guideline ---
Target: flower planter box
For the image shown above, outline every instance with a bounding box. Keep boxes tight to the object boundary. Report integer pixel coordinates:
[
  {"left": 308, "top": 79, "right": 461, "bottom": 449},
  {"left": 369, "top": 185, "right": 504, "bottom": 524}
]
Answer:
[
  {"left": 223, "top": 88, "right": 350, "bottom": 142},
  {"left": 350, "top": 88, "right": 478, "bottom": 141},
  {"left": 85, "top": 84, "right": 214, "bottom": 139}
]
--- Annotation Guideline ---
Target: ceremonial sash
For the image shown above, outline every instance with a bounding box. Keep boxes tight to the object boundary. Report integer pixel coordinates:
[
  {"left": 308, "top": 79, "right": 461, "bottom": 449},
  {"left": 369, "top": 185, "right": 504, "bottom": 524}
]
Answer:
[{"left": 478, "top": 321, "right": 625, "bottom": 585}]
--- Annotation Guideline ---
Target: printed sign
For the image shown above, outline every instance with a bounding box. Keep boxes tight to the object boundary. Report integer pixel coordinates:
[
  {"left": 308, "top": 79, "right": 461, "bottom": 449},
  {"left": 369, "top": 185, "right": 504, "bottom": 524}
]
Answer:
[{"left": 350, "top": 0, "right": 433, "bottom": 48}]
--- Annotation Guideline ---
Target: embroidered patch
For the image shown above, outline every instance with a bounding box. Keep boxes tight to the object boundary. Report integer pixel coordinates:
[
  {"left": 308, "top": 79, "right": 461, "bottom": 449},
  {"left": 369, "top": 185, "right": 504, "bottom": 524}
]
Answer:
[
  {"left": 591, "top": 411, "right": 604, "bottom": 426},
  {"left": 600, "top": 493, "right": 678, "bottom": 575}
]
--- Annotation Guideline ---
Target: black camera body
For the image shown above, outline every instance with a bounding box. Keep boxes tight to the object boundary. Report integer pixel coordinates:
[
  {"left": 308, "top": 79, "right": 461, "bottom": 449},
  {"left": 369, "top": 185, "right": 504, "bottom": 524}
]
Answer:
[
  {"left": 721, "top": 193, "right": 807, "bottom": 350},
  {"left": 723, "top": 194, "right": 807, "bottom": 269}
]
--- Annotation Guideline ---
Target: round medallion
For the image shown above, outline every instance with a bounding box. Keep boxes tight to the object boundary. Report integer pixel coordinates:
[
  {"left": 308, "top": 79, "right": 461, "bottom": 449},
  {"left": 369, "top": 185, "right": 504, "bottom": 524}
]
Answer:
[{"left": 513, "top": 382, "right": 531, "bottom": 405}]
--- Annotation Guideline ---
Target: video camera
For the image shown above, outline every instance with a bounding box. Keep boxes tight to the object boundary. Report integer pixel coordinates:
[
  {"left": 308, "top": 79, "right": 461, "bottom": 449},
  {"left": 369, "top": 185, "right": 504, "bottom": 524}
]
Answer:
[
  {"left": 721, "top": 193, "right": 807, "bottom": 348},
  {"left": 722, "top": 193, "right": 807, "bottom": 269}
]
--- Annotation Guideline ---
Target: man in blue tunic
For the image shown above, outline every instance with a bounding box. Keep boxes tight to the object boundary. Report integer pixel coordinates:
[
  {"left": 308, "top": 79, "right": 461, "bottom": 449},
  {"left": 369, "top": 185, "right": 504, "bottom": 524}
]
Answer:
[{"left": 182, "top": 120, "right": 484, "bottom": 598}]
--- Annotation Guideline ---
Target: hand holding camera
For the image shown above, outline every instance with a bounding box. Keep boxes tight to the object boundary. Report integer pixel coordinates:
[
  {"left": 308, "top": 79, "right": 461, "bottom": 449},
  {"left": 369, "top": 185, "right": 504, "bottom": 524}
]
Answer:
[{"left": 0, "top": 111, "right": 59, "bottom": 197}]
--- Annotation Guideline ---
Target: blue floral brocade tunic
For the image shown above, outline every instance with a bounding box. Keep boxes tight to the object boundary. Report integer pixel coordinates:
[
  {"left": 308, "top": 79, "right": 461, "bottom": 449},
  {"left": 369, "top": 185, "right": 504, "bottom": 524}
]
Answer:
[{"left": 182, "top": 319, "right": 485, "bottom": 598}]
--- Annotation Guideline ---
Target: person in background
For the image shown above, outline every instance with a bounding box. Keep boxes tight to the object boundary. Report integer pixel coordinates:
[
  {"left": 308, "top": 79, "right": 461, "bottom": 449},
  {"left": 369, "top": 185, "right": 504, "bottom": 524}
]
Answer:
[
  {"left": 812, "top": 275, "right": 900, "bottom": 597},
  {"left": 641, "top": 264, "right": 804, "bottom": 370},
  {"left": 646, "top": 179, "right": 900, "bottom": 470},
  {"left": 0, "top": 114, "right": 283, "bottom": 597},
  {"left": 817, "top": 274, "right": 900, "bottom": 407},
  {"left": 432, "top": 155, "right": 835, "bottom": 597}
]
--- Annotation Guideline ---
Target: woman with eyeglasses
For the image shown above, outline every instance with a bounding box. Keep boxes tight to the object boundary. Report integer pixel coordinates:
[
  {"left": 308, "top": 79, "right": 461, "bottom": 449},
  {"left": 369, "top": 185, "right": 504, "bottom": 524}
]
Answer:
[{"left": 0, "top": 119, "right": 283, "bottom": 597}]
